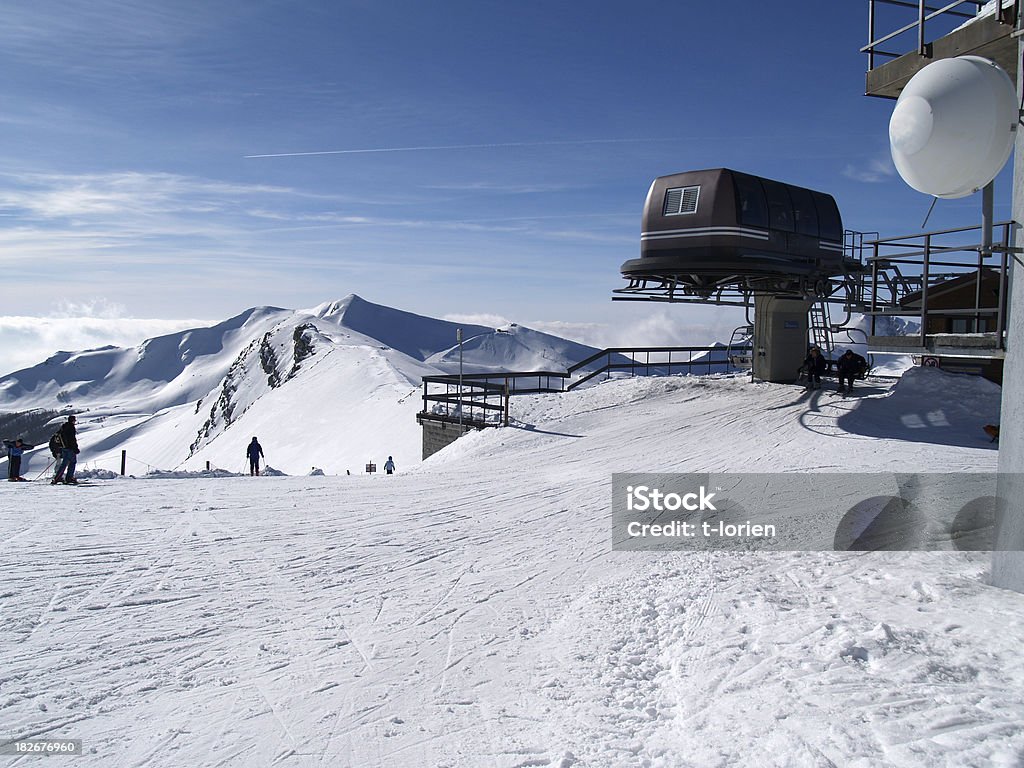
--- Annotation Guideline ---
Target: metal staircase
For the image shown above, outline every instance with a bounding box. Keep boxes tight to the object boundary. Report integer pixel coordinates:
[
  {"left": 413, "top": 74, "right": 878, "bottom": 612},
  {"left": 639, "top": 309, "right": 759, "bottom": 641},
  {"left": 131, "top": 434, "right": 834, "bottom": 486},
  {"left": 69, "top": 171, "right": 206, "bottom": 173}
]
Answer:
[{"left": 809, "top": 301, "right": 836, "bottom": 361}]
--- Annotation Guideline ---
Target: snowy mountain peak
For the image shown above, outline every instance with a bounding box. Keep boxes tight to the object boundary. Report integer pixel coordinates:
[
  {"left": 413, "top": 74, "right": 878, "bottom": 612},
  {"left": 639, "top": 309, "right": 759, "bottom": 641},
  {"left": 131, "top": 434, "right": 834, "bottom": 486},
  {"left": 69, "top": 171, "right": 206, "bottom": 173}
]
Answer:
[
  {"left": 0, "top": 296, "right": 612, "bottom": 475},
  {"left": 308, "top": 294, "right": 360, "bottom": 322}
]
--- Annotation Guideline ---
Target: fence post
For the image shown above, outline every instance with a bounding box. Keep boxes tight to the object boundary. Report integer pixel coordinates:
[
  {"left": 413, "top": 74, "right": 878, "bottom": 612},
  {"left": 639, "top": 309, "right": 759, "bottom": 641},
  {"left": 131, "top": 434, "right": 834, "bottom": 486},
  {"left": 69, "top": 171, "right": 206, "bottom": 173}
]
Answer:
[
  {"left": 504, "top": 378, "right": 510, "bottom": 427},
  {"left": 120, "top": 450, "right": 126, "bottom": 476}
]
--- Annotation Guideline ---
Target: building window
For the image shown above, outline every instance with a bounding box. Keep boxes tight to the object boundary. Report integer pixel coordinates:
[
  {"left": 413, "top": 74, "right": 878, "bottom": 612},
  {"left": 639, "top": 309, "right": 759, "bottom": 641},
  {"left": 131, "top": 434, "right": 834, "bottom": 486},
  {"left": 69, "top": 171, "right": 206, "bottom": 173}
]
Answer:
[{"left": 664, "top": 186, "right": 700, "bottom": 216}]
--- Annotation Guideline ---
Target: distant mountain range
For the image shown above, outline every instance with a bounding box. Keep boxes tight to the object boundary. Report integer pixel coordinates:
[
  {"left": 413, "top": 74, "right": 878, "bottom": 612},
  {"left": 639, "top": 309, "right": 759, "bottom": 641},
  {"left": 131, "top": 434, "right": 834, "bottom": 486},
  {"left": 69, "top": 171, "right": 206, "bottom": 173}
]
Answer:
[{"left": 0, "top": 295, "right": 613, "bottom": 476}]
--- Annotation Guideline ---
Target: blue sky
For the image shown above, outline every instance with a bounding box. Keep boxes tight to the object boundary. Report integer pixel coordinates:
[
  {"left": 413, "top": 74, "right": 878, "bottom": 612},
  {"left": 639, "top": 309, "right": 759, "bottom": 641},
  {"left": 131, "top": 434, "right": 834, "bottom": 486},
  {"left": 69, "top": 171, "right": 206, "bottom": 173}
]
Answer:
[{"left": 0, "top": 1, "right": 1013, "bottom": 373}]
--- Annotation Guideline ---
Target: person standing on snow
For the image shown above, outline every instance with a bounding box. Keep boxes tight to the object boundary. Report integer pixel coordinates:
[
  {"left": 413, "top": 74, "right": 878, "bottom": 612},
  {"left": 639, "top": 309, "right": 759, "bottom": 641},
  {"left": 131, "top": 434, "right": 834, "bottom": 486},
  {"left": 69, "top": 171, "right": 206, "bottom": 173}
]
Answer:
[
  {"left": 52, "top": 415, "right": 80, "bottom": 485},
  {"left": 4, "top": 438, "right": 32, "bottom": 482},
  {"left": 247, "top": 437, "right": 265, "bottom": 476},
  {"left": 384, "top": 456, "right": 396, "bottom": 475}
]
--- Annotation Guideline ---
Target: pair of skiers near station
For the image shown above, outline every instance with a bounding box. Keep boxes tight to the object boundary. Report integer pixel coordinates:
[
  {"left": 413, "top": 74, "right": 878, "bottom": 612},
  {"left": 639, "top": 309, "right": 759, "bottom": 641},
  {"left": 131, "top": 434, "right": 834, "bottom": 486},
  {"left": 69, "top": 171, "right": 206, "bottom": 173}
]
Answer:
[
  {"left": 2, "top": 415, "right": 80, "bottom": 484},
  {"left": 802, "top": 347, "right": 868, "bottom": 394},
  {"left": 245, "top": 437, "right": 396, "bottom": 476}
]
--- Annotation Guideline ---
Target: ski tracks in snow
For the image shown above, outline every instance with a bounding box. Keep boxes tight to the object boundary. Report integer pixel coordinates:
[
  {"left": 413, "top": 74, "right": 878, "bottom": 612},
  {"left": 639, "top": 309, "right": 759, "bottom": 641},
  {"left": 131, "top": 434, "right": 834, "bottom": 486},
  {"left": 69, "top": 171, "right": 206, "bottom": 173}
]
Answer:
[
  {"left": 533, "top": 550, "right": 1024, "bottom": 767},
  {"left": 0, "top": 373, "right": 1019, "bottom": 766}
]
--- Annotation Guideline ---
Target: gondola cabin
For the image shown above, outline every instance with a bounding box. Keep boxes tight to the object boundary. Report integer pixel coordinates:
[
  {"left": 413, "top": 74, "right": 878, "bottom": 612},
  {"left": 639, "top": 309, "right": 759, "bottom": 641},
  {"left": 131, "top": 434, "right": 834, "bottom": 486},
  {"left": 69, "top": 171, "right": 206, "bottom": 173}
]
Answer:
[{"left": 620, "top": 169, "right": 850, "bottom": 293}]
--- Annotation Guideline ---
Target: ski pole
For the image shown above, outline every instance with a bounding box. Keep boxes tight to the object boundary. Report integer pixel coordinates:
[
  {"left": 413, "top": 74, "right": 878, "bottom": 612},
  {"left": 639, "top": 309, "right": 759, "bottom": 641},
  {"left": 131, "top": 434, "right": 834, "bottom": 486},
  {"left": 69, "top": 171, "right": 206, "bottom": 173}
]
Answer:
[{"left": 32, "top": 458, "right": 56, "bottom": 482}]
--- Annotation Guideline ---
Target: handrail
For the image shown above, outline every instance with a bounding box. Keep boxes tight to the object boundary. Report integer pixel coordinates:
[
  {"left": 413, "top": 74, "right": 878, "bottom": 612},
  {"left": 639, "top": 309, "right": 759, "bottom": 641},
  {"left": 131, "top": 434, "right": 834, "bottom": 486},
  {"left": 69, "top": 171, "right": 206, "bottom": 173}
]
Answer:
[
  {"left": 418, "top": 343, "right": 753, "bottom": 427},
  {"left": 851, "top": 219, "right": 1015, "bottom": 347},
  {"left": 863, "top": 220, "right": 1016, "bottom": 246},
  {"left": 566, "top": 345, "right": 740, "bottom": 375},
  {"left": 567, "top": 345, "right": 752, "bottom": 391},
  {"left": 864, "top": 0, "right": 983, "bottom": 59}
]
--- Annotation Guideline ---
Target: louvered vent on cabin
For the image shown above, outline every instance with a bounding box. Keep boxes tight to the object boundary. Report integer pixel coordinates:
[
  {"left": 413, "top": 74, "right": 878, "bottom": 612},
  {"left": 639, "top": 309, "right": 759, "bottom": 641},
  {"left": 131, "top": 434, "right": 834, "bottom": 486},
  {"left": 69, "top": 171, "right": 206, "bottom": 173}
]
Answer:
[{"left": 663, "top": 185, "right": 700, "bottom": 216}]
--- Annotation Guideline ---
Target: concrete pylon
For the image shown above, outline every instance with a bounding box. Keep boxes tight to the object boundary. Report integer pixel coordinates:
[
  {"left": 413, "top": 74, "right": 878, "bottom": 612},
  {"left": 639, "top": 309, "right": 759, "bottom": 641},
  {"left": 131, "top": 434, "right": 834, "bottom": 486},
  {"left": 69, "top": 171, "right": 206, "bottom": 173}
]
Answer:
[{"left": 991, "top": 39, "right": 1024, "bottom": 591}]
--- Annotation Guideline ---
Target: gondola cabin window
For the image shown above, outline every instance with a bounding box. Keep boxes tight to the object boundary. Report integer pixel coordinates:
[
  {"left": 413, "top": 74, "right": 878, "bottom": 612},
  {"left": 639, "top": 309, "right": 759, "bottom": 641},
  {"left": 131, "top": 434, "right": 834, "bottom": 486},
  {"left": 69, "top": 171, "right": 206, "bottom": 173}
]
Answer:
[
  {"left": 663, "top": 186, "right": 700, "bottom": 216},
  {"left": 787, "top": 185, "right": 819, "bottom": 237},
  {"left": 762, "top": 179, "right": 795, "bottom": 233},
  {"left": 733, "top": 173, "right": 769, "bottom": 229},
  {"left": 811, "top": 191, "right": 842, "bottom": 241}
]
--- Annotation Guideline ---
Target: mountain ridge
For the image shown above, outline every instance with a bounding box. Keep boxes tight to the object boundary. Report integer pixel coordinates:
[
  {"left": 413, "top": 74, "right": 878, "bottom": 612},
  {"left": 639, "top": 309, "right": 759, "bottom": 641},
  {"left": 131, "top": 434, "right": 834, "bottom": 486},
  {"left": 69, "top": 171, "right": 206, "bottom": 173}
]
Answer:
[{"left": 0, "top": 294, "right": 609, "bottom": 475}]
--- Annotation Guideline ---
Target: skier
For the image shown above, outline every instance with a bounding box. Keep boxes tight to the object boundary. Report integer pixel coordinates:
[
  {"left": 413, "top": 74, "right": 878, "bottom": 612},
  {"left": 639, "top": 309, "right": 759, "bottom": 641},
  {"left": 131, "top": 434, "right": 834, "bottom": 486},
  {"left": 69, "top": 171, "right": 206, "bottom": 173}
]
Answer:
[
  {"left": 247, "top": 437, "right": 265, "bottom": 476},
  {"left": 836, "top": 349, "right": 868, "bottom": 394},
  {"left": 3, "top": 438, "right": 32, "bottom": 482},
  {"left": 52, "top": 415, "right": 80, "bottom": 485},
  {"left": 801, "top": 346, "right": 828, "bottom": 390},
  {"left": 384, "top": 456, "right": 396, "bottom": 475}
]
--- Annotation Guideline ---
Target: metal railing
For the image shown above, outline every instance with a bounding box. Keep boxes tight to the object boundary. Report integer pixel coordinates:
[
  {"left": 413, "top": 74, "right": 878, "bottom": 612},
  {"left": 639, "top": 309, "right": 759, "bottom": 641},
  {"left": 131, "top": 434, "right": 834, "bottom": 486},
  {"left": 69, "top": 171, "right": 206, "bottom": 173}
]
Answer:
[
  {"left": 855, "top": 220, "right": 1015, "bottom": 348},
  {"left": 566, "top": 345, "right": 751, "bottom": 391},
  {"left": 863, "top": 1, "right": 988, "bottom": 70},
  {"left": 416, "top": 345, "right": 753, "bottom": 428},
  {"left": 418, "top": 371, "right": 569, "bottom": 429}
]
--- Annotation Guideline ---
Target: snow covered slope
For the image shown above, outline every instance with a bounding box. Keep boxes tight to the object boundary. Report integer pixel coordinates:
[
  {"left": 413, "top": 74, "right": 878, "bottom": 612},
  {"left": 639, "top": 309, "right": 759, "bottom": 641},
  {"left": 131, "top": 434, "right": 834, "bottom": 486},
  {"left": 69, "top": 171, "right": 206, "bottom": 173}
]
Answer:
[
  {"left": 0, "top": 295, "right": 613, "bottom": 476},
  {"left": 1, "top": 367, "right": 1018, "bottom": 767}
]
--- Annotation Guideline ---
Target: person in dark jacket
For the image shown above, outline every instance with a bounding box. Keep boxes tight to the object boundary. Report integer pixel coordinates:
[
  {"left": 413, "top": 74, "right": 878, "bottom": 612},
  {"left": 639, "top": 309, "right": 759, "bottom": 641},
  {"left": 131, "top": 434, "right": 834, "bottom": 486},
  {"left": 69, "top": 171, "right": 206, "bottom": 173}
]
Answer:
[
  {"left": 52, "top": 415, "right": 80, "bottom": 485},
  {"left": 247, "top": 437, "right": 264, "bottom": 476},
  {"left": 4, "top": 439, "right": 32, "bottom": 482},
  {"left": 802, "top": 346, "right": 828, "bottom": 390},
  {"left": 836, "top": 349, "right": 868, "bottom": 393}
]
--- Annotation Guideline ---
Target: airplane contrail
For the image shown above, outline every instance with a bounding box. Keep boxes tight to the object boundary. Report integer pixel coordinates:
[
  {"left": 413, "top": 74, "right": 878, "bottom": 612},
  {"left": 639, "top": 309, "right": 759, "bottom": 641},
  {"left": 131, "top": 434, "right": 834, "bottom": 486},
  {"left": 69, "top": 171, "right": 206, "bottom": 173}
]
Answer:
[{"left": 245, "top": 137, "right": 674, "bottom": 159}]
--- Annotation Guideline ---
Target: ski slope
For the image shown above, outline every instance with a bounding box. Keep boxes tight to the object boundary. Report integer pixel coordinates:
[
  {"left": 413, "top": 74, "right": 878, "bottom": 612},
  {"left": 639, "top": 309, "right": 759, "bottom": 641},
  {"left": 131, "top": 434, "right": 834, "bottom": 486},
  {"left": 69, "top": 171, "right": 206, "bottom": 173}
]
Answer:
[{"left": 1, "top": 369, "right": 1022, "bottom": 767}]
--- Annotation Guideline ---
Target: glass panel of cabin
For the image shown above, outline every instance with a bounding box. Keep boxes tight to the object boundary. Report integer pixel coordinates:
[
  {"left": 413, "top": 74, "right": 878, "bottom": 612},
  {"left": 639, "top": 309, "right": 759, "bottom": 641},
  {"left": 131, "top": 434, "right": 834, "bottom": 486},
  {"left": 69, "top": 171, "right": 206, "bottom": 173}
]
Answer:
[
  {"left": 762, "top": 180, "right": 794, "bottom": 233},
  {"left": 732, "top": 173, "right": 769, "bottom": 229},
  {"left": 811, "top": 191, "right": 842, "bottom": 241},
  {"left": 788, "top": 186, "right": 819, "bottom": 237}
]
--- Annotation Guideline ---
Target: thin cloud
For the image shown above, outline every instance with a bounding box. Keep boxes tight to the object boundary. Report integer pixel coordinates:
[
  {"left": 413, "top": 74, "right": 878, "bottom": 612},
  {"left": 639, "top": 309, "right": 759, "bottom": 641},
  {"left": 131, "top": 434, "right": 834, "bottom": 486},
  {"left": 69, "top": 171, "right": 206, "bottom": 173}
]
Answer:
[
  {"left": 245, "top": 137, "right": 676, "bottom": 159},
  {"left": 842, "top": 158, "right": 896, "bottom": 183},
  {"left": 0, "top": 171, "right": 299, "bottom": 220},
  {"left": 442, "top": 313, "right": 510, "bottom": 329}
]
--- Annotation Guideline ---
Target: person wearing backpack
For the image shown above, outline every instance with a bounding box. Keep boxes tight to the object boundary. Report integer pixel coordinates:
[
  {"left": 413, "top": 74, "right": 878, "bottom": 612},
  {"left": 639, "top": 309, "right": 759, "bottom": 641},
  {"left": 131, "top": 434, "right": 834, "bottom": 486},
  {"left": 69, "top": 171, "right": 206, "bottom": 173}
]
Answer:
[{"left": 52, "top": 415, "right": 80, "bottom": 485}]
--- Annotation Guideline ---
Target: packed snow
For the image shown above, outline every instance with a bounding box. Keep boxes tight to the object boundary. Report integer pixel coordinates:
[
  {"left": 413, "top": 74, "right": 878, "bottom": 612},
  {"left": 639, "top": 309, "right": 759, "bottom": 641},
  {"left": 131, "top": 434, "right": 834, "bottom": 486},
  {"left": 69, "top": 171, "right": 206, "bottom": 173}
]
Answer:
[{"left": 2, "top": 357, "right": 1022, "bottom": 767}]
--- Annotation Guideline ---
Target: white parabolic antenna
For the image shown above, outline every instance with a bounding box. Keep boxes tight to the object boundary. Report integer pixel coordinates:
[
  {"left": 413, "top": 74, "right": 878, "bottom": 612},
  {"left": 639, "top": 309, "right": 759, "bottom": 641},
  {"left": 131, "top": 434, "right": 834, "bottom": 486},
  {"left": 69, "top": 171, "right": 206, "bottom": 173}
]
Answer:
[{"left": 889, "top": 55, "right": 1017, "bottom": 199}]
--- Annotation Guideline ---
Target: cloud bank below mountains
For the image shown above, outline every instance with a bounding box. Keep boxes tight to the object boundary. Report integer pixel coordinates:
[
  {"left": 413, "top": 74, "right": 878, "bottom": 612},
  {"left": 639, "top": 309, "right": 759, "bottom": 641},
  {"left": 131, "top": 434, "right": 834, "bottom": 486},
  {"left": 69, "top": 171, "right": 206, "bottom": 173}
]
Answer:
[{"left": 0, "top": 309, "right": 208, "bottom": 377}]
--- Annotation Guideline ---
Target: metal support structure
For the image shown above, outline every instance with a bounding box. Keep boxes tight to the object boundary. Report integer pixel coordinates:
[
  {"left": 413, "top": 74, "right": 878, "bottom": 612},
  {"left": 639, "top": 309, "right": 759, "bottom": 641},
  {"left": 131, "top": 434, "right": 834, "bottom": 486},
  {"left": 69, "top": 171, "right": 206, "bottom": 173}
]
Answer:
[
  {"left": 920, "top": 234, "right": 931, "bottom": 346},
  {"left": 457, "top": 328, "right": 464, "bottom": 428},
  {"left": 860, "top": 0, "right": 1022, "bottom": 590}
]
